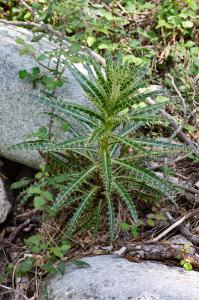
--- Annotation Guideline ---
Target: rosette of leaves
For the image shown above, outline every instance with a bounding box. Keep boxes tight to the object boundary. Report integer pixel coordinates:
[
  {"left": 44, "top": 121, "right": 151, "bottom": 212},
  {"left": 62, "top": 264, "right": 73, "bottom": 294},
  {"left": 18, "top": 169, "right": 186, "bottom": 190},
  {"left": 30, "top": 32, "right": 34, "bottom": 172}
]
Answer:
[{"left": 10, "top": 57, "right": 190, "bottom": 240}]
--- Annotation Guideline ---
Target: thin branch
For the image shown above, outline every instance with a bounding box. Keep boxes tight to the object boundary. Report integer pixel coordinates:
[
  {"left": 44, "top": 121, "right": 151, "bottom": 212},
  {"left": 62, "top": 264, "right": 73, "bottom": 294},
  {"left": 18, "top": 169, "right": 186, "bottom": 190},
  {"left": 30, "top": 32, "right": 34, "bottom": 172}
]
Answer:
[
  {"left": 167, "top": 179, "right": 199, "bottom": 194},
  {"left": 166, "top": 212, "right": 199, "bottom": 245},
  {"left": 0, "top": 284, "right": 29, "bottom": 300},
  {"left": 146, "top": 96, "right": 194, "bottom": 146},
  {"left": 152, "top": 215, "right": 187, "bottom": 242},
  {"left": 0, "top": 19, "right": 105, "bottom": 65},
  {"left": 167, "top": 73, "right": 187, "bottom": 119},
  {"left": 19, "top": 0, "right": 37, "bottom": 17},
  {"left": 152, "top": 207, "right": 199, "bottom": 242}
]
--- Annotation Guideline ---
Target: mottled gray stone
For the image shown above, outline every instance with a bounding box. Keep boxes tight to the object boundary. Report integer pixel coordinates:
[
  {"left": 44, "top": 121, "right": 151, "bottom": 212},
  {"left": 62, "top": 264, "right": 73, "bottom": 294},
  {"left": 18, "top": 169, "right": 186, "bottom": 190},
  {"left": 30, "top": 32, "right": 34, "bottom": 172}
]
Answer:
[
  {"left": 0, "top": 24, "right": 88, "bottom": 168},
  {"left": 0, "top": 178, "right": 11, "bottom": 224},
  {"left": 169, "top": 234, "right": 196, "bottom": 255},
  {"left": 45, "top": 255, "right": 199, "bottom": 300}
]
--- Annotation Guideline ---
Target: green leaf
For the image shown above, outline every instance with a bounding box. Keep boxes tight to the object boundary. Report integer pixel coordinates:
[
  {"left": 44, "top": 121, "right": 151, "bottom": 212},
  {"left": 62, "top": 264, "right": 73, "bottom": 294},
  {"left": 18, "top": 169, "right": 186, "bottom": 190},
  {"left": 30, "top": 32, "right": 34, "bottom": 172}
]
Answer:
[
  {"left": 101, "top": 150, "right": 112, "bottom": 192},
  {"left": 106, "top": 193, "right": 115, "bottom": 240},
  {"left": 113, "top": 136, "right": 145, "bottom": 153},
  {"left": 31, "top": 94, "right": 100, "bottom": 129},
  {"left": 58, "top": 260, "right": 65, "bottom": 276},
  {"left": 120, "top": 222, "right": 130, "bottom": 231},
  {"left": 19, "top": 45, "right": 35, "bottom": 55},
  {"left": 130, "top": 100, "right": 170, "bottom": 117},
  {"left": 34, "top": 196, "right": 45, "bottom": 209},
  {"left": 130, "top": 224, "right": 139, "bottom": 238},
  {"left": 15, "top": 37, "right": 25, "bottom": 45},
  {"left": 71, "top": 259, "right": 91, "bottom": 268},
  {"left": 27, "top": 186, "right": 42, "bottom": 195},
  {"left": 66, "top": 187, "right": 97, "bottom": 236},
  {"left": 67, "top": 63, "right": 106, "bottom": 111},
  {"left": 122, "top": 55, "right": 144, "bottom": 65},
  {"left": 32, "top": 67, "right": 40, "bottom": 76},
  {"left": 54, "top": 166, "right": 97, "bottom": 211},
  {"left": 93, "top": 200, "right": 102, "bottom": 241},
  {"left": 10, "top": 137, "right": 88, "bottom": 152},
  {"left": 42, "top": 191, "right": 53, "bottom": 201},
  {"left": 37, "top": 54, "right": 47, "bottom": 61},
  {"left": 184, "top": 0, "right": 197, "bottom": 10},
  {"left": 11, "top": 178, "right": 31, "bottom": 190},
  {"left": 41, "top": 263, "right": 58, "bottom": 275},
  {"left": 87, "top": 36, "right": 96, "bottom": 47},
  {"left": 113, "top": 160, "right": 174, "bottom": 199},
  {"left": 16, "top": 258, "right": 33, "bottom": 276},
  {"left": 183, "top": 262, "right": 193, "bottom": 271},
  {"left": 113, "top": 181, "right": 138, "bottom": 223},
  {"left": 18, "top": 69, "right": 29, "bottom": 79},
  {"left": 147, "top": 218, "right": 155, "bottom": 227},
  {"left": 132, "top": 138, "right": 189, "bottom": 152},
  {"left": 49, "top": 245, "right": 69, "bottom": 258},
  {"left": 31, "top": 33, "right": 45, "bottom": 42}
]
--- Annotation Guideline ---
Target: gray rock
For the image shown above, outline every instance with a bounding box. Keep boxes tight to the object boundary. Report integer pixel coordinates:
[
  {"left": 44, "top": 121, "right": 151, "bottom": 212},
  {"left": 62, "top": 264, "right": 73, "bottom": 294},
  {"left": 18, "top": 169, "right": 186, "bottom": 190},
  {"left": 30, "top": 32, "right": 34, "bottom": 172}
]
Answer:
[
  {"left": 45, "top": 255, "right": 199, "bottom": 300},
  {"left": 0, "top": 178, "right": 11, "bottom": 224},
  {"left": 169, "top": 234, "right": 196, "bottom": 255},
  {"left": 194, "top": 181, "right": 199, "bottom": 189},
  {"left": 0, "top": 24, "right": 88, "bottom": 168}
]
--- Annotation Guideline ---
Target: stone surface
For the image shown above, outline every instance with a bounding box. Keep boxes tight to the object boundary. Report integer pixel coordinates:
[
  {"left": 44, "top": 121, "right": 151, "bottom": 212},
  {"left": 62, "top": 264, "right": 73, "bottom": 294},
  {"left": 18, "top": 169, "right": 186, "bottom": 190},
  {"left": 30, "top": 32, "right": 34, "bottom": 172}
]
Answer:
[
  {"left": 0, "top": 24, "right": 88, "bottom": 168},
  {"left": 45, "top": 255, "right": 199, "bottom": 300},
  {"left": 0, "top": 178, "right": 11, "bottom": 224},
  {"left": 194, "top": 181, "right": 199, "bottom": 189},
  {"left": 169, "top": 234, "right": 196, "bottom": 255}
]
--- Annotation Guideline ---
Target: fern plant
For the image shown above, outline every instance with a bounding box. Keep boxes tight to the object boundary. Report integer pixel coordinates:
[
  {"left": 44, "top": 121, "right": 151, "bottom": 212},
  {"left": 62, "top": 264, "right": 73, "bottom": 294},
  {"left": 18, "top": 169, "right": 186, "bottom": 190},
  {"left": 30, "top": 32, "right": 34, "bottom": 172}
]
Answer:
[{"left": 10, "top": 57, "right": 190, "bottom": 240}]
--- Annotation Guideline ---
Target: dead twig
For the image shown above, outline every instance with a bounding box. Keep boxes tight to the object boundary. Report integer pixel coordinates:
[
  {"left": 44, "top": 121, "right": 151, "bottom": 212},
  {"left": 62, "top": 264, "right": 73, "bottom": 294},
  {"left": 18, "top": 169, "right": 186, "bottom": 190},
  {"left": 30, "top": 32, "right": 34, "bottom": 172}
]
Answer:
[
  {"left": 168, "top": 180, "right": 199, "bottom": 194},
  {"left": 166, "top": 212, "right": 199, "bottom": 246},
  {"left": 8, "top": 220, "right": 31, "bottom": 242},
  {"left": 0, "top": 284, "right": 29, "bottom": 300},
  {"left": 19, "top": 0, "right": 37, "bottom": 18},
  {"left": 16, "top": 209, "right": 40, "bottom": 222},
  {"left": 146, "top": 96, "right": 194, "bottom": 146},
  {"left": 167, "top": 73, "right": 187, "bottom": 119},
  {"left": 152, "top": 207, "right": 199, "bottom": 242}
]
